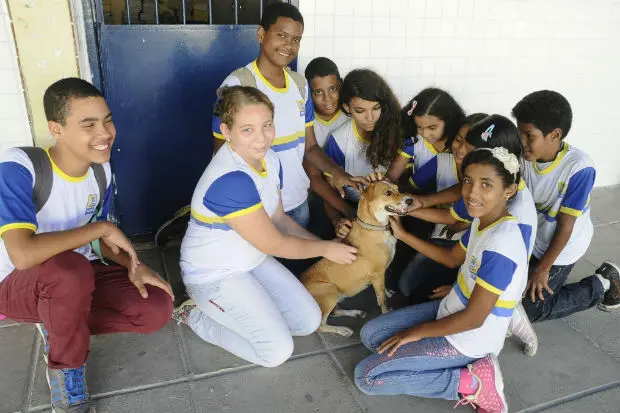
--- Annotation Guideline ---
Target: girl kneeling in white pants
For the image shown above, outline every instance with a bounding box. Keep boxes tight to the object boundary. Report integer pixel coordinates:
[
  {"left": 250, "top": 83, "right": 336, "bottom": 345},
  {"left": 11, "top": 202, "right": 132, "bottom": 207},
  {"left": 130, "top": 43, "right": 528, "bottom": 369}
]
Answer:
[{"left": 174, "top": 85, "right": 358, "bottom": 367}]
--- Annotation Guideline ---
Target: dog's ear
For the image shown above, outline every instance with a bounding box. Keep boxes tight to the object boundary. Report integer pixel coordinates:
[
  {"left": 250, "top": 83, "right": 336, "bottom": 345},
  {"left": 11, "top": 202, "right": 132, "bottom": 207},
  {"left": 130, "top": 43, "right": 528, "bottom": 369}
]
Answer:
[{"left": 360, "top": 182, "right": 374, "bottom": 200}]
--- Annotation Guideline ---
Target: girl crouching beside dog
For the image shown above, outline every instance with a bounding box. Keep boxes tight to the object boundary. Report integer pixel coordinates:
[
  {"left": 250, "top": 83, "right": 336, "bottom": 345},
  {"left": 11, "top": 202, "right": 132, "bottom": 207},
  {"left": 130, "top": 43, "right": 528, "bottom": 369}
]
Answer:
[{"left": 353, "top": 146, "right": 528, "bottom": 413}]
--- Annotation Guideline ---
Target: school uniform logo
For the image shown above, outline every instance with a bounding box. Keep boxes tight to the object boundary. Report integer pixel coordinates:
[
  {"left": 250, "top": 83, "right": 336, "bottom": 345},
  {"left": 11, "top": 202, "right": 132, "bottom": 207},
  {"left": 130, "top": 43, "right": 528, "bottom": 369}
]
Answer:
[
  {"left": 469, "top": 256, "right": 480, "bottom": 275},
  {"left": 297, "top": 100, "right": 305, "bottom": 117},
  {"left": 85, "top": 194, "right": 97, "bottom": 215}
]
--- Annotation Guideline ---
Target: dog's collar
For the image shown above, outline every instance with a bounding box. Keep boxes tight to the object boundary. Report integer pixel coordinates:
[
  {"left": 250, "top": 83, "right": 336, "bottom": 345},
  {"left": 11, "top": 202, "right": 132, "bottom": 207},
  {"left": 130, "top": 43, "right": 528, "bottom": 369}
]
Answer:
[{"left": 356, "top": 217, "right": 389, "bottom": 231}]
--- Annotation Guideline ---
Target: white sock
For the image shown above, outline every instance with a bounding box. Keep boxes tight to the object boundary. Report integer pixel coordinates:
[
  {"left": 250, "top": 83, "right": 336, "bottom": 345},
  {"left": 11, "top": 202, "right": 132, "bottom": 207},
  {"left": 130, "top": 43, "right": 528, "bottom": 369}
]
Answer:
[{"left": 595, "top": 274, "right": 611, "bottom": 292}]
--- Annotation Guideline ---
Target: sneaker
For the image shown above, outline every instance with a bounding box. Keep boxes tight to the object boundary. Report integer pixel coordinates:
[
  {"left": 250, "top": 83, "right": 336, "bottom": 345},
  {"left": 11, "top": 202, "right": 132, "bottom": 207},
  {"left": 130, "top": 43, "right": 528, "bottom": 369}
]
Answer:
[
  {"left": 455, "top": 354, "right": 507, "bottom": 413},
  {"left": 508, "top": 302, "right": 539, "bottom": 356},
  {"left": 36, "top": 323, "right": 50, "bottom": 363},
  {"left": 154, "top": 205, "right": 191, "bottom": 247},
  {"left": 172, "top": 298, "right": 197, "bottom": 325},
  {"left": 47, "top": 365, "right": 95, "bottom": 412},
  {"left": 596, "top": 261, "right": 620, "bottom": 311}
]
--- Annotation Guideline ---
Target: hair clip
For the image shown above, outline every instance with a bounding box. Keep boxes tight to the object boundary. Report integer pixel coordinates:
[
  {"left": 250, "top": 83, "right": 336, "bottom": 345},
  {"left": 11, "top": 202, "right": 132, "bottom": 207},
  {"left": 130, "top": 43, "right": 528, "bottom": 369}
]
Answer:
[
  {"left": 480, "top": 124, "right": 495, "bottom": 141},
  {"left": 407, "top": 100, "right": 418, "bottom": 116}
]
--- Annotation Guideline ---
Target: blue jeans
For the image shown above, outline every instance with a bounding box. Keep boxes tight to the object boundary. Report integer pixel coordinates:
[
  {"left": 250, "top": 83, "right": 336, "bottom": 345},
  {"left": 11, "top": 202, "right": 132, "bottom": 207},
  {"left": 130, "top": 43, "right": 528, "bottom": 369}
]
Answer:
[
  {"left": 522, "top": 256, "right": 606, "bottom": 322},
  {"left": 354, "top": 300, "right": 476, "bottom": 400},
  {"left": 398, "top": 239, "right": 458, "bottom": 301},
  {"left": 285, "top": 199, "right": 310, "bottom": 229}
]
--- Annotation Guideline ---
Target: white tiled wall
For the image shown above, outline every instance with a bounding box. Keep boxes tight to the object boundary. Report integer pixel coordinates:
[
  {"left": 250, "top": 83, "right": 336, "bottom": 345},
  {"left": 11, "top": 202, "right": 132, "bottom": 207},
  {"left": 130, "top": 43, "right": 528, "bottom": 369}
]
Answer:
[
  {"left": 298, "top": 0, "right": 620, "bottom": 187},
  {"left": 0, "top": 0, "right": 32, "bottom": 150}
]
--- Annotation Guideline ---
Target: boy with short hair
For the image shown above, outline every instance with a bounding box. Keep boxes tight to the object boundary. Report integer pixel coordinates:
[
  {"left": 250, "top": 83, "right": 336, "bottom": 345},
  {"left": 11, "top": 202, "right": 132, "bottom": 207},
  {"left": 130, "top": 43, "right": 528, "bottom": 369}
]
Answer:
[
  {"left": 0, "top": 78, "right": 174, "bottom": 413},
  {"left": 304, "top": 57, "right": 347, "bottom": 147},
  {"left": 304, "top": 57, "right": 356, "bottom": 230},
  {"left": 512, "top": 90, "right": 620, "bottom": 321},
  {"left": 212, "top": 3, "right": 362, "bottom": 228}
]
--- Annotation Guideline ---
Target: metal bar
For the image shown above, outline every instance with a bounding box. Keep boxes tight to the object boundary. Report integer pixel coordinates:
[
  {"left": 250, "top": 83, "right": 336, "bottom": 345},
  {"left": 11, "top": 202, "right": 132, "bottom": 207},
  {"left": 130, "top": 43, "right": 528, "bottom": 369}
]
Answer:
[
  {"left": 125, "top": 0, "right": 131, "bottom": 25},
  {"left": 234, "top": 0, "right": 238, "bottom": 24},
  {"left": 208, "top": 0, "right": 213, "bottom": 24},
  {"left": 259, "top": 0, "right": 263, "bottom": 20},
  {"left": 154, "top": 0, "right": 159, "bottom": 24},
  {"left": 182, "top": 0, "right": 187, "bottom": 24}
]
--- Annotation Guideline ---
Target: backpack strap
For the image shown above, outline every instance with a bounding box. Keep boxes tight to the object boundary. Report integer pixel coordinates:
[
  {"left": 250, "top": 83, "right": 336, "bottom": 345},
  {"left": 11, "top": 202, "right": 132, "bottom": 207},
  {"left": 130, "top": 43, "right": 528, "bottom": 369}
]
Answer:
[
  {"left": 284, "top": 67, "right": 307, "bottom": 101},
  {"left": 228, "top": 66, "right": 306, "bottom": 101},
  {"left": 88, "top": 163, "right": 109, "bottom": 264},
  {"left": 90, "top": 163, "right": 108, "bottom": 222},
  {"left": 18, "top": 146, "right": 53, "bottom": 213},
  {"left": 231, "top": 67, "right": 257, "bottom": 89}
]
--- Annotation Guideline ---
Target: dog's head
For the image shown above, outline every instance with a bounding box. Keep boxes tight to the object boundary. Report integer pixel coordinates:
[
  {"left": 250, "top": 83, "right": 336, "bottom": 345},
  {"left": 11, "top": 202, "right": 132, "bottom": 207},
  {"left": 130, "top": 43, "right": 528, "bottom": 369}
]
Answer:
[{"left": 359, "top": 181, "right": 413, "bottom": 224}]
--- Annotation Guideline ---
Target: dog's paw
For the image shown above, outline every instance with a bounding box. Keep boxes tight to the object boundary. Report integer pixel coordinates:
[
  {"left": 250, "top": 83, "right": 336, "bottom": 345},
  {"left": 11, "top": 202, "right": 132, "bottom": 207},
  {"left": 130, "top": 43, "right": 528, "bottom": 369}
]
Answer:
[
  {"left": 385, "top": 288, "right": 396, "bottom": 298},
  {"left": 332, "top": 309, "right": 367, "bottom": 319},
  {"left": 380, "top": 306, "right": 393, "bottom": 314},
  {"left": 333, "top": 326, "right": 354, "bottom": 337}
]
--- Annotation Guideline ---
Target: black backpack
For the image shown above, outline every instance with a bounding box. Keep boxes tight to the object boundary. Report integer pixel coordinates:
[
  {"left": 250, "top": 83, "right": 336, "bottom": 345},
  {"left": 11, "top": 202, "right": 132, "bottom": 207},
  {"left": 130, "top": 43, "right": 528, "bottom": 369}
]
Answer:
[{"left": 19, "top": 147, "right": 107, "bottom": 218}]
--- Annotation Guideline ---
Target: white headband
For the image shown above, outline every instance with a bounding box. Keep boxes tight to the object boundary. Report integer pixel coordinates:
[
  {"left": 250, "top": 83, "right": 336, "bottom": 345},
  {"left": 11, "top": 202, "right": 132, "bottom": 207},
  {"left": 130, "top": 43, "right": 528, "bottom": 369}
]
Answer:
[{"left": 476, "top": 147, "right": 520, "bottom": 177}]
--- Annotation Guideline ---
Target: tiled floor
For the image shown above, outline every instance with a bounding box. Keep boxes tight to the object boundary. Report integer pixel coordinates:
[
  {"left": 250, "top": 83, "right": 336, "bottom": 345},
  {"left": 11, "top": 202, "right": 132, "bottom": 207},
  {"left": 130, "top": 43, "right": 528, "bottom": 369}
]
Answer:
[{"left": 1, "top": 186, "right": 619, "bottom": 413}]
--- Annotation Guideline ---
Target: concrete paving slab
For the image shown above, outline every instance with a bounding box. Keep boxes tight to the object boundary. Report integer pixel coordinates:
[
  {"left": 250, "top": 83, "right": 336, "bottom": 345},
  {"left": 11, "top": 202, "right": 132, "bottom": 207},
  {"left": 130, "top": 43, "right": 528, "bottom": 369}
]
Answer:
[
  {"left": 500, "top": 320, "right": 620, "bottom": 411},
  {"left": 583, "top": 224, "right": 620, "bottom": 267},
  {"left": 542, "top": 385, "right": 620, "bottom": 413},
  {"left": 332, "top": 345, "right": 457, "bottom": 413},
  {"left": 190, "top": 354, "right": 362, "bottom": 413},
  {"left": 178, "top": 323, "right": 325, "bottom": 377},
  {"left": 590, "top": 186, "right": 620, "bottom": 225},
  {"left": 94, "top": 382, "right": 194, "bottom": 413},
  {"left": 178, "top": 324, "right": 253, "bottom": 375},
  {"left": 0, "top": 318, "right": 19, "bottom": 328},
  {"left": 30, "top": 323, "right": 186, "bottom": 407},
  {"left": 0, "top": 324, "right": 36, "bottom": 413},
  {"left": 564, "top": 307, "right": 620, "bottom": 361}
]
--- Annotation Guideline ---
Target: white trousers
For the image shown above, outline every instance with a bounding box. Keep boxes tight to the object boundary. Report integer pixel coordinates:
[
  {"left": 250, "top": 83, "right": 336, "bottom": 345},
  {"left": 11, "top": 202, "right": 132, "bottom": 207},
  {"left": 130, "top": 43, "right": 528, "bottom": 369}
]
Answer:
[{"left": 185, "top": 256, "right": 321, "bottom": 367}]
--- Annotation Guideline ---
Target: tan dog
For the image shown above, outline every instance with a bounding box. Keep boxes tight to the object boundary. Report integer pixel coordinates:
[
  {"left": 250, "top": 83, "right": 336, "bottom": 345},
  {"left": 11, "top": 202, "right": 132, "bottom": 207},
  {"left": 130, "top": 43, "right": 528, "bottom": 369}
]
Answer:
[{"left": 301, "top": 181, "right": 413, "bottom": 336}]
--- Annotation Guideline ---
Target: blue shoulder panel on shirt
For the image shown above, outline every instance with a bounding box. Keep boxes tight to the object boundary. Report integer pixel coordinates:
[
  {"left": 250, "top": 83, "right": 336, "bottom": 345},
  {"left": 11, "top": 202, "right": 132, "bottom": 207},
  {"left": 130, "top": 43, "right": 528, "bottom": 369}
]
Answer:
[
  {"left": 452, "top": 198, "right": 473, "bottom": 221},
  {"left": 518, "top": 223, "right": 532, "bottom": 256},
  {"left": 324, "top": 135, "right": 346, "bottom": 168},
  {"left": 476, "top": 250, "right": 517, "bottom": 293},
  {"left": 560, "top": 167, "right": 595, "bottom": 216},
  {"left": 203, "top": 171, "right": 261, "bottom": 217},
  {"left": 278, "top": 160, "right": 284, "bottom": 189},
  {"left": 402, "top": 137, "right": 415, "bottom": 157},
  {"left": 305, "top": 83, "right": 315, "bottom": 124},
  {"left": 0, "top": 161, "right": 37, "bottom": 231},
  {"left": 412, "top": 155, "right": 438, "bottom": 192},
  {"left": 459, "top": 229, "right": 471, "bottom": 250}
]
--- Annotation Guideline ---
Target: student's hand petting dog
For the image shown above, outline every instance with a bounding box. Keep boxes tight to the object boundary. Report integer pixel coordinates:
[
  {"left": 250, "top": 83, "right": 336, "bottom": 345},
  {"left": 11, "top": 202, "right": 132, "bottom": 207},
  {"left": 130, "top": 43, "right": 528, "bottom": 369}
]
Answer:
[
  {"left": 429, "top": 284, "right": 452, "bottom": 300},
  {"left": 129, "top": 263, "right": 175, "bottom": 300},
  {"left": 365, "top": 172, "right": 387, "bottom": 183},
  {"left": 526, "top": 265, "right": 553, "bottom": 302},
  {"left": 323, "top": 241, "right": 358, "bottom": 265},
  {"left": 332, "top": 171, "right": 368, "bottom": 198},
  {"left": 101, "top": 222, "right": 140, "bottom": 273},
  {"left": 388, "top": 217, "right": 408, "bottom": 241},
  {"left": 377, "top": 326, "right": 424, "bottom": 357},
  {"left": 334, "top": 218, "right": 353, "bottom": 239}
]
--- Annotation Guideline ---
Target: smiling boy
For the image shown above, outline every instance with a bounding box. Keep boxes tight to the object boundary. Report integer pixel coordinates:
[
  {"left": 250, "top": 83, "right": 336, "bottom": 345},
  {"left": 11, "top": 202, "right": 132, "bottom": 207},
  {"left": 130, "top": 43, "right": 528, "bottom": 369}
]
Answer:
[
  {"left": 0, "top": 78, "right": 173, "bottom": 413},
  {"left": 211, "top": 3, "right": 362, "bottom": 228}
]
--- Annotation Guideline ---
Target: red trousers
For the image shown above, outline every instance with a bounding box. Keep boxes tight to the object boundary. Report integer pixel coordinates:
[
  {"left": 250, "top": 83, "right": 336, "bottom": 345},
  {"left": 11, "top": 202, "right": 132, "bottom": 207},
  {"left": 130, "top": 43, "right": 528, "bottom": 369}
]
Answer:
[{"left": 0, "top": 251, "right": 173, "bottom": 369}]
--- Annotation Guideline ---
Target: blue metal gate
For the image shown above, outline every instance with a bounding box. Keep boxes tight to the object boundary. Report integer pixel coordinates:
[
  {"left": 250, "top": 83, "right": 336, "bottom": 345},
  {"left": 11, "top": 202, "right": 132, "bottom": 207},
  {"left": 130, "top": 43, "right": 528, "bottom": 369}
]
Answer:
[{"left": 88, "top": 0, "right": 296, "bottom": 235}]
